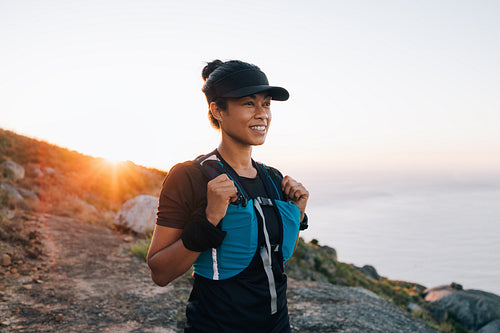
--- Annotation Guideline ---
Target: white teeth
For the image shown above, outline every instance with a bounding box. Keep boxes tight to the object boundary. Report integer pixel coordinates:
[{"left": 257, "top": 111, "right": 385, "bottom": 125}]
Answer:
[{"left": 250, "top": 126, "right": 266, "bottom": 131}]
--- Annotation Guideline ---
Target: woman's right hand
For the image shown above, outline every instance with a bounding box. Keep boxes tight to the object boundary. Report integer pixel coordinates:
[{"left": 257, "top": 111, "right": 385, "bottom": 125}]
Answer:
[{"left": 205, "top": 174, "right": 238, "bottom": 225}]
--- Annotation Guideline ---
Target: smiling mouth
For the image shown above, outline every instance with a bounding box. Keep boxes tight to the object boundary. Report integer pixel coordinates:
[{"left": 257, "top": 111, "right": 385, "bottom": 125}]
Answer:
[{"left": 249, "top": 125, "right": 266, "bottom": 131}]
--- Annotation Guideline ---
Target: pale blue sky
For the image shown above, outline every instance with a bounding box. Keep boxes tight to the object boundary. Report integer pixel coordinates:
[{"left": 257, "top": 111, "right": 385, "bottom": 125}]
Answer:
[{"left": 1, "top": 0, "right": 499, "bottom": 176}]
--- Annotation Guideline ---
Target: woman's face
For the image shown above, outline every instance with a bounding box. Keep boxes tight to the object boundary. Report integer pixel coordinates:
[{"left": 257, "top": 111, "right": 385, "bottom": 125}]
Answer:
[{"left": 219, "top": 92, "right": 272, "bottom": 147}]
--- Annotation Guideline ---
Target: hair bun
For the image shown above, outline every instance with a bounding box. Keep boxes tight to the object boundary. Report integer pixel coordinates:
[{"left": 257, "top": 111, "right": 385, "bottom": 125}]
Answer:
[{"left": 202, "top": 60, "right": 224, "bottom": 81}]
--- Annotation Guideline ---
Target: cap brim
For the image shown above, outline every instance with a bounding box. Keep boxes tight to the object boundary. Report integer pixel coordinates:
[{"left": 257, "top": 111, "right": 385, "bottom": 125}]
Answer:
[{"left": 221, "top": 85, "right": 289, "bottom": 101}]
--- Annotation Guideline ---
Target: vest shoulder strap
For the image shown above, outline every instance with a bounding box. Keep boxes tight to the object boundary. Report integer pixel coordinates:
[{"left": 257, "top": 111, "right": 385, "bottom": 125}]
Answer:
[
  {"left": 194, "top": 150, "right": 285, "bottom": 202},
  {"left": 256, "top": 163, "right": 285, "bottom": 201},
  {"left": 194, "top": 150, "right": 249, "bottom": 206},
  {"left": 194, "top": 149, "right": 224, "bottom": 181}
]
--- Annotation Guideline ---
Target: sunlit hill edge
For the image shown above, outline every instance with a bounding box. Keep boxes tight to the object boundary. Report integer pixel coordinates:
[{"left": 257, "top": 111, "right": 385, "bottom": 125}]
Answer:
[{"left": 0, "top": 128, "right": 166, "bottom": 226}]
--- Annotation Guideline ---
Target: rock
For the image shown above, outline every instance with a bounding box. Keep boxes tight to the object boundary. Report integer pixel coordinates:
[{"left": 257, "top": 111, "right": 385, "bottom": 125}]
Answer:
[
  {"left": 62, "top": 197, "right": 99, "bottom": 222},
  {"left": 356, "top": 264, "right": 380, "bottom": 280},
  {"left": 17, "top": 188, "right": 39, "bottom": 202},
  {"left": 55, "top": 313, "right": 64, "bottom": 322},
  {"left": 43, "top": 167, "right": 56, "bottom": 176},
  {"left": 479, "top": 319, "right": 500, "bottom": 333},
  {"left": 1, "top": 318, "right": 12, "bottom": 326},
  {"left": 1, "top": 254, "right": 11, "bottom": 267},
  {"left": 317, "top": 244, "right": 337, "bottom": 261},
  {"left": 67, "top": 196, "right": 98, "bottom": 214},
  {"left": 1, "top": 161, "right": 25, "bottom": 180},
  {"left": 408, "top": 302, "right": 423, "bottom": 315},
  {"left": 354, "top": 286, "right": 382, "bottom": 299},
  {"left": 123, "top": 235, "right": 134, "bottom": 242},
  {"left": 0, "top": 183, "right": 24, "bottom": 202},
  {"left": 0, "top": 209, "right": 15, "bottom": 219},
  {"left": 114, "top": 195, "right": 158, "bottom": 234},
  {"left": 26, "top": 164, "right": 43, "bottom": 178},
  {"left": 286, "top": 239, "right": 339, "bottom": 283},
  {"left": 423, "top": 283, "right": 457, "bottom": 302},
  {"left": 32, "top": 167, "right": 43, "bottom": 178},
  {"left": 425, "top": 283, "right": 500, "bottom": 331},
  {"left": 287, "top": 278, "right": 438, "bottom": 333}
]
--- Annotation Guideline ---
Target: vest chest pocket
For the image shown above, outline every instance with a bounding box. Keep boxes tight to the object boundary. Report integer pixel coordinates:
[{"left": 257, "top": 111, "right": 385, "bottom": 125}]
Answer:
[
  {"left": 275, "top": 200, "right": 301, "bottom": 263},
  {"left": 194, "top": 200, "right": 258, "bottom": 280}
]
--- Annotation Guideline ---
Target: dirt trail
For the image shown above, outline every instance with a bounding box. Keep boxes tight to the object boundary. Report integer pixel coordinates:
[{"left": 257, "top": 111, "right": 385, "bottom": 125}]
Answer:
[
  {"left": 1, "top": 214, "right": 191, "bottom": 332},
  {"left": 1, "top": 213, "right": 442, "bottom": 333}
]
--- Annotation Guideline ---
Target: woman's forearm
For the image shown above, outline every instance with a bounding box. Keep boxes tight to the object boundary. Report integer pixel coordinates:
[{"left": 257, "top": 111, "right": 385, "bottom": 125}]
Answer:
[{"left": 148, "top": 237, "right": 200, "bottom": 287}]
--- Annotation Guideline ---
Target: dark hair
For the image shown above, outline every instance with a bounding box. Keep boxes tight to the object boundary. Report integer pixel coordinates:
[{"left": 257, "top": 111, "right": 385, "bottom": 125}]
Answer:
[{"left": 202, "top": 60, "right": 261, "bottom": 129}]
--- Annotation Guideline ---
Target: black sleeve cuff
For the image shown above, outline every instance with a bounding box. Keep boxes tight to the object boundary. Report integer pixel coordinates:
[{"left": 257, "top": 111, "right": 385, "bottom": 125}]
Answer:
[
  {"left": 299, "top": 213, "right": 309, "bottom": 231},
  {"left": 181, "top": 208, "right": 226, "bottom": 252}
]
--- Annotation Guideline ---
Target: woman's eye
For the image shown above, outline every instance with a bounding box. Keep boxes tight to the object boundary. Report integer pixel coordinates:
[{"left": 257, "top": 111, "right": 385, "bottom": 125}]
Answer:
[
  {"left": 245, "top": 101, "right": 254, "bottom": 106},
  {"left": 264, "top": 101, "right": 271, "bottom": 107}
]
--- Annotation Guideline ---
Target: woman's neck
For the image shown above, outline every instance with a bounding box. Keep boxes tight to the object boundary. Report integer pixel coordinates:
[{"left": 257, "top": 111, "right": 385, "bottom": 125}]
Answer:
[{"left": 217, "top": 141, "right": 257, "bottom": 178}]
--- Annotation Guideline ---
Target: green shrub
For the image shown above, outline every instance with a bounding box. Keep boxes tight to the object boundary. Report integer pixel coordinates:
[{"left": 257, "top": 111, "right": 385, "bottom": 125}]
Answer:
[{"left": 129, "top": 234, "right": 152, "bottom": 261}]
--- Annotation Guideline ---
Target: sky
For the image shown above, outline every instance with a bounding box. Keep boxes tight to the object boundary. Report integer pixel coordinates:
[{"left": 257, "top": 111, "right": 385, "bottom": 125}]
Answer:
[
  {"left": 1, "top": 0, "right": 499, "bottom": 179},
  {"left": 3, "top": 1, "right": 500, "bottom": 292}
]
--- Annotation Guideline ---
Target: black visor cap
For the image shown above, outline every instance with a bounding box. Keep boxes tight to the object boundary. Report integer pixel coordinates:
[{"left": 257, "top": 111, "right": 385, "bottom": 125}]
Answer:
[{"left": 213, "top": 68, "right": 289, "bottom": 101}]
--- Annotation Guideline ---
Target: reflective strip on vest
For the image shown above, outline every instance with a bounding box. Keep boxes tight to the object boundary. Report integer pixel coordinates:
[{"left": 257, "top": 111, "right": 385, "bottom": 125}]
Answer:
[
  {"left": 254, "top": 200, "right": 277, "bottom": 315},
  {"left": 212, "top": 248, "right": 219, "bottom": 280}
]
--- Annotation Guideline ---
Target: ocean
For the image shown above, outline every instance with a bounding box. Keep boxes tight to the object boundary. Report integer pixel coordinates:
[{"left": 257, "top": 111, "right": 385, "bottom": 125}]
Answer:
[{"left": 300, "top": 171, "right": 500, "bottom": 295}]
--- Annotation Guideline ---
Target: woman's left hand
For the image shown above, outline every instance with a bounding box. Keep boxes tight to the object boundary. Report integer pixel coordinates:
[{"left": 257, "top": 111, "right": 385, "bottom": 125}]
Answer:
[{"left": 282, "top": 176, "right": 309, "bottom": 221}]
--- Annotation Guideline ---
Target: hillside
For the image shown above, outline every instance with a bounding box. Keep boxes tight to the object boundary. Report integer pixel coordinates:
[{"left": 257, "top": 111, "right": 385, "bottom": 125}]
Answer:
[
  {"left": 1, "top": 128, "right": 496, "bottom": 332},
  {"left": 0, "top": 128, "right": 166, "bottom": 225}
]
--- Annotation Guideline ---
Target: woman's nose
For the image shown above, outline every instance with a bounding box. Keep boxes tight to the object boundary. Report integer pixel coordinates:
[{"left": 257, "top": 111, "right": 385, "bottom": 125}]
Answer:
[{"left": 255, "top": 105, "right": 269, "bottom": 119}]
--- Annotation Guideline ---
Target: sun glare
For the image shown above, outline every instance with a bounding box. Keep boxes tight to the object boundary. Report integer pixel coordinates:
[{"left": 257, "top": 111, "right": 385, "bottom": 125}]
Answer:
[{"left": 103, "top": 158, "right": 123, "bottom": 168}]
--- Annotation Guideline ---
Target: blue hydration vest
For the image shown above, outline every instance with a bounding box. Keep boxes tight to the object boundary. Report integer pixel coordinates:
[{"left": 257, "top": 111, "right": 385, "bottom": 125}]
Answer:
[{"left": 192, "top": 150, "right": 301, "bottom": 314}]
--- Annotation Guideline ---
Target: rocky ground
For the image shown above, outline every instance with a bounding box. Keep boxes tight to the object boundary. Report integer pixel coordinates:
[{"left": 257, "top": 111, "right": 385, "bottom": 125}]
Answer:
[
  {"left": 0, "top": 211, "right": 439, "bottom": 332},
  {"left": 287, "top": 280, "right": 438, "bottom": 333},
  {"left": 1, "top": 212, "right": 191, "bottom": 332}
]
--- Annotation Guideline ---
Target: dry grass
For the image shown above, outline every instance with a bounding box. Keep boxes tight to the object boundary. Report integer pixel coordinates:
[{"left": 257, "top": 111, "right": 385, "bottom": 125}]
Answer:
[{"left": 0, "top": 128, "right": 166, "bottom": 228}]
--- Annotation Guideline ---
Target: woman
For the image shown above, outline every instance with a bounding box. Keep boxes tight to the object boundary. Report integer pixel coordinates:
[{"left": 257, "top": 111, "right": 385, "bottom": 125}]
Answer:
[{"left": 147, "top": 60, "right": 309, "bottom": 333}]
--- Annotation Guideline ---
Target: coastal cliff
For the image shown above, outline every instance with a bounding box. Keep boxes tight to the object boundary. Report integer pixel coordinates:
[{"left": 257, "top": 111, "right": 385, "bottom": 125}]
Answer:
[{"left": 285, "top": 239, "right": 500, "bottom": 332}]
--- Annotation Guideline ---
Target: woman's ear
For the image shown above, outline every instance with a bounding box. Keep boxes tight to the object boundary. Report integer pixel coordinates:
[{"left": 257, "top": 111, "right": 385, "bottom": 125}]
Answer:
[{"left": 209, "top": 102, "right": 223, "bottom": 122}]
